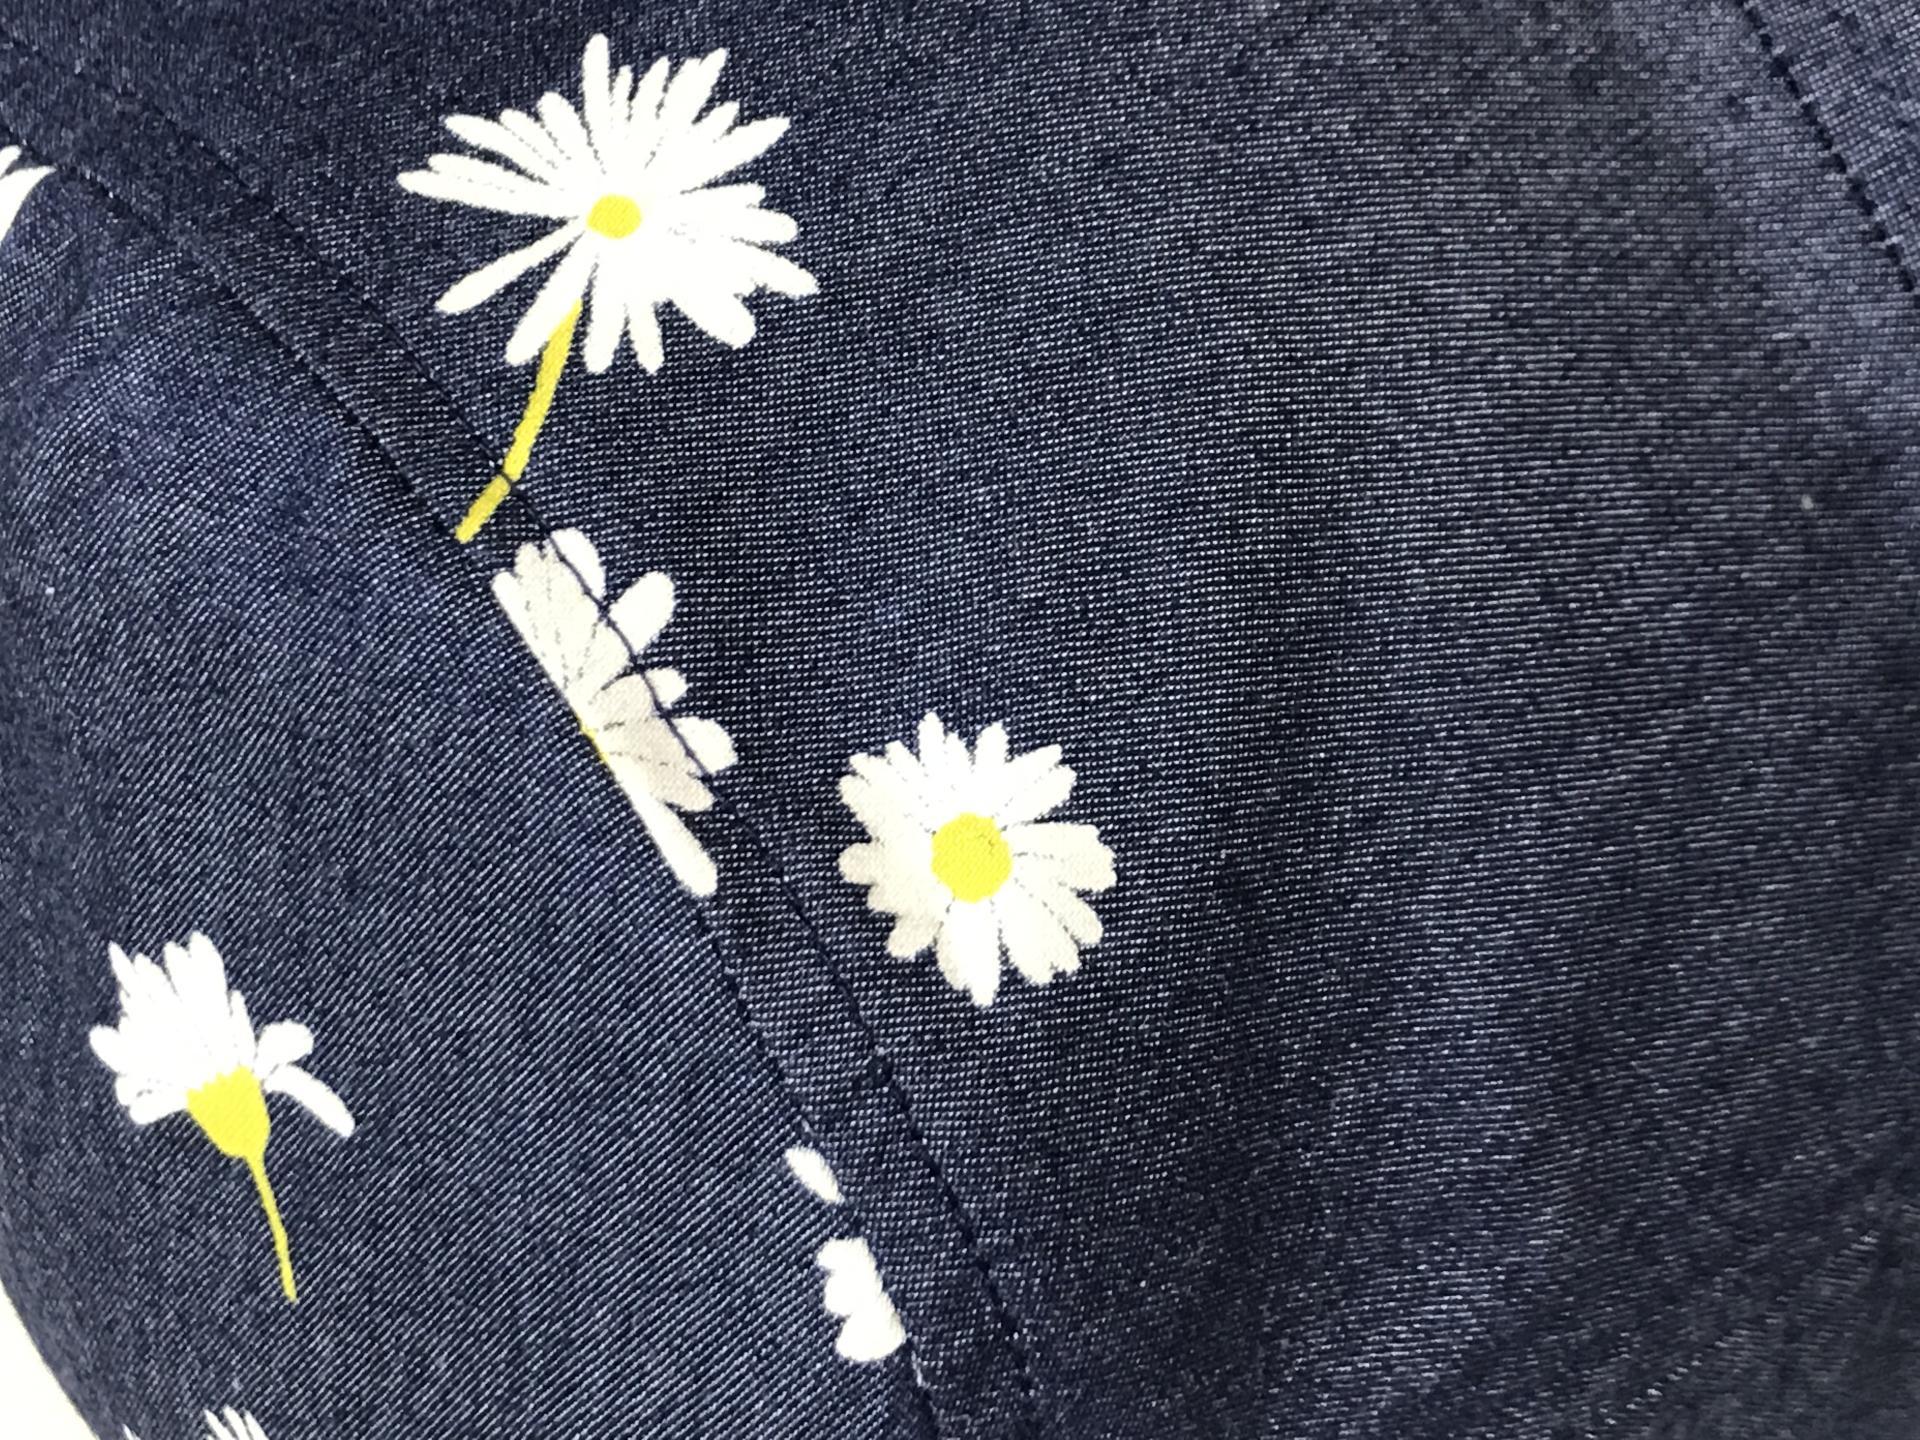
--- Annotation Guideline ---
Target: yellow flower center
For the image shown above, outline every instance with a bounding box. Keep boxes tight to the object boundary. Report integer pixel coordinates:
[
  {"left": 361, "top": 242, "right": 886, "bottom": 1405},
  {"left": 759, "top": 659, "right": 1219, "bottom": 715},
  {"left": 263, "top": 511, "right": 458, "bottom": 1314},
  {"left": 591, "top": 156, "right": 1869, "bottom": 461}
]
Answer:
[
  {"left": 580, "top": 718, "right": 611, "bottom": 768},
  {"left": 185, "top": 1066, "right": 301, "bottom": 1305},
  {"left": 587, "top": 193, "right": 643, "bottom": 238},
  {"left": 186, "top": 1067, "right": 271, "bottom": 1161},
  {"left": 930, "top": 813, "right": 1014, "bottom": 903}
]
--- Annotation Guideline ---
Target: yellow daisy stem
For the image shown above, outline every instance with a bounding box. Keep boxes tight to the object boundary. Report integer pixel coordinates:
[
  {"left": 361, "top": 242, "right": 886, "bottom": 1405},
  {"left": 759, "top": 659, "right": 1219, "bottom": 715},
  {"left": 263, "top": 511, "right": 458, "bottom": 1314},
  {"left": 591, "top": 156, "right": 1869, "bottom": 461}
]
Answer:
[
  {"left": 454, "top": 301, "right": 583, "bottom": 544},
  {"left": 245, "top": 1150, "right": 299, "bottom": 1305}
]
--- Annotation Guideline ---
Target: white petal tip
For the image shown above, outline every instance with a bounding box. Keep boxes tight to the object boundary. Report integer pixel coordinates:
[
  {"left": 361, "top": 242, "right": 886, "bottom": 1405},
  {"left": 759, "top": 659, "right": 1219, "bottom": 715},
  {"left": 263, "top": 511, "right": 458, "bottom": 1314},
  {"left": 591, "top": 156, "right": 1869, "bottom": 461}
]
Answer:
[{"left": 784, "top": 1146, "right": 844, "bottom": 1204}]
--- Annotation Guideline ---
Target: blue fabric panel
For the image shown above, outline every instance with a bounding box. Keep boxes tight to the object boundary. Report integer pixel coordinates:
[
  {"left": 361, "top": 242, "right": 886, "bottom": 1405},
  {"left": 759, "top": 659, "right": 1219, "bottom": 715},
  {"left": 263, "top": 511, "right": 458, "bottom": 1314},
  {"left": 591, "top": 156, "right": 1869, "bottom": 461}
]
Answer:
[{"left": 0, "top": 2, "right": 1917, "bottom": 1436}]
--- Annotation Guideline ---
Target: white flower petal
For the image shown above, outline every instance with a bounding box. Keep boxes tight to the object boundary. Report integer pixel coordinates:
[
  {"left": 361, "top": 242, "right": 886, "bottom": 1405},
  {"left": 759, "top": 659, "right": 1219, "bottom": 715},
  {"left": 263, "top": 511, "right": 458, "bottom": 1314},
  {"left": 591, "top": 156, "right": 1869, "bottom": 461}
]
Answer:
[
  {"left": 397, "top": 165, "right": 570, "bottom": 217},
  {"left": 627, "top": 299, "right": 666, "bottom": 373},
  {"left": 672, "top": 715, "right": 737, "bottom": 776},
  {"left": 816, "top": 1238, "right": 906, "bottom": 1363},
  {"left": 0, "top": 160, "right": 50, "bottom": 245},
  {"left": 253, "top": 1021, "right": 315, "bottom": 1074},
  {"left": 668, "top": 285, "right": 757, "bottom": 348},
  {"left": 645, "top": 666, "right": 688, "bottom": 707},
  {"left": 265, "top": 1064, "right": 356, "bottom": 1139},
  {"left": 89, "top": 1025, "right": 132, "bottom": 1075},
  {"left": 996, "top": 754, "right": 1074, "bottom": 825},
  {"left": 498, "top": 107, "right": 570, "bottom": 173},
  {"left": 887, "top": 909, "right": 944, "bottom": 958},
  {"left": 424, "top": 152, "right": 570, "bottom": 212},
  {"left": 444, "top": 112, "right": 564, "bottom": 180},
  {"left": 606, "top": 570, "right": 675, "bottom": 651},
  {"left": 975, "top": 723, "right": 1010, "bottom": 770},
  {"left": 625, "top": 55, "right": 673, "bottom": 160},
  {"left": 937, "top": 901, "right": 1000, "bottom": 1006},
  {"left": 657, "top": 49, "right": 728, "bottom": 138},
  {"left": 784, "top": 1146, "right": 844, "bottom": 1204},
  {"left": 549, "top": 526, "right": 606, "bottom": 599},
  {"left": 837, "top": 1304, "right": 908, "bottom": 1364},
  {"left": 671, "top": 191, "right": 798, "bottom": 245},
  {"left": 1008, "top": 821, "right": 1116, "bottom": 890},
  {"left": 581, "top": 257, "right": 628, "bottom": 373},
  {"left": 580, "top": 33, "right": 617, "bottom": 161},
  {"left": 916, "top": 713, "right": 950, "bottom": 764},
  {"left": 503, "top": 238, "right": 597, "bottom": 365},
  {"left": 684, "top": 99, "right": 741, "bottom": 149},
  {"left": 719, "top": 239, "right": 817, "bottom": 298},
  {"left": 675, "top": 115, "right": 790, "bottom": 191},
  {"left": 996, "top": 883, "right": 1080, "bottom": 986},
  {"left": 535, "top": 91, "right": 597, "bottom": 169},
  {"left": 1018, "top": 875, "right": 1105, "bottom": 947},
  {"left": 436, "top": 221, "right": 583, "bottom": 314},
  {"left": 125, "top": 1090, "right": 186, "bottom": 1126}
]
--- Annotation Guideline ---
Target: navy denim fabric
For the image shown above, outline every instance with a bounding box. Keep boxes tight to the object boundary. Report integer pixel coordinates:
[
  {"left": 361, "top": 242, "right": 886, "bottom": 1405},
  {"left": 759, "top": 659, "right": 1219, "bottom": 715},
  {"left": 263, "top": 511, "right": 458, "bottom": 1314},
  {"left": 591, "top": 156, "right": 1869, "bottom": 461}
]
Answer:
[{"left": 2, "top": 2, "right": 1919, "bottom": 1437}]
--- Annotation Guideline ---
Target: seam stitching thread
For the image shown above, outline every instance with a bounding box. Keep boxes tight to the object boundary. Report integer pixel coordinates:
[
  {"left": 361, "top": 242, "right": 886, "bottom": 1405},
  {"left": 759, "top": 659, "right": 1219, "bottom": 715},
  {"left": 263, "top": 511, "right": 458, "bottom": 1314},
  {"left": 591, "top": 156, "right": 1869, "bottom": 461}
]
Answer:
[{"left": 1738, "top": 0, "right": 1920, "bottom": 297}]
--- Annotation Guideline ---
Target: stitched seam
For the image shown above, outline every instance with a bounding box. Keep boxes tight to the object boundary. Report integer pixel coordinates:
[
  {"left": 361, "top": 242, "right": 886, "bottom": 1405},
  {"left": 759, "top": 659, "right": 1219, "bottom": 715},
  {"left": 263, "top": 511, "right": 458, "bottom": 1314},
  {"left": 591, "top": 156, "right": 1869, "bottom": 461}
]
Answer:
[
  {"left": 517, "top": 485, "right": 1044, "bottom": 1415},
  {"left": 0, "top": 24, "right": 489, "bottom": 479},
  {"left": 692, "top": 905, "right": 949, "bottom": 1435},
  {"left": 19, "top": 147, "right": 974, "bottom": 1432},
  {"left": 0, "top": 24, "right": 1043, "bottom": 1426},
  {"left": 1596, "top": 1142, "right": 1915, "bottom": 1427},
  {"left": 1606, "top": 1186, "right": 1907, "bottom": 1425},
  {"left": 1738, "top": 0, "right": 1920, "bottom": 298}
]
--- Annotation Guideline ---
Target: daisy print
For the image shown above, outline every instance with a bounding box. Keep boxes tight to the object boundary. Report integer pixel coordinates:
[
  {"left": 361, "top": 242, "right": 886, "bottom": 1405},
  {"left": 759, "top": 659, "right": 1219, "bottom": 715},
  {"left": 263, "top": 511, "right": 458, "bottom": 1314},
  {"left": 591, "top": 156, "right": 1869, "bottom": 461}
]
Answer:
[
  {"left": 199, "top": 1411, "right": 272, "bottom": 1440},
  {"left": 89, "top": 933, "right": 355, "bottom": 1304},
  {"left": 126, "top": 1407, "right": 274, "bottom": 1440},
  {"left": 400, "top": 34, "right": 817, "bottom": 541},
  {"left": 839, "top": 714, "right": 1117, "bottom": 1007},
  {"left": 784, "top": 1146, "right": 906, "bottom": 1363},
  {"left": 492, "top": 527, "right": 735, "bottom": 895},
  {"left": 0, "top": 144, "right": 51, "bottom": 248}
]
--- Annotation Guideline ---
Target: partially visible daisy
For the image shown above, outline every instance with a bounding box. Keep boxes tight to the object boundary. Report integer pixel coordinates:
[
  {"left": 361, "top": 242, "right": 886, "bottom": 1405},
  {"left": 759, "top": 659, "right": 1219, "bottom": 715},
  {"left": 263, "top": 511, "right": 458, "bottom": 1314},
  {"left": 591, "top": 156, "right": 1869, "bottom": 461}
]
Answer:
[
  {"left": 784, "top": 1147, "right": 906, "bottom": 1363},
  {"left": 88, "top": 933, "right": 355, "bottom": 1304},
  {"left": 124, "top": 1408, "right": 273, "bottom": 1440},
  {"left": 493, "top": 527, "right": 735, "bottom": 895},
  {"left": 0, "top": 145, "right": 51, "bottom": 247},
  {"left": 838, "top": 714, "right": 1117, "bottom": 1006},
  {"left": 400, "top": 34, "right": 817, "bottom": 541},
  {"left": 202, "top": 1412, "right": 271, "bottom": 1440}
]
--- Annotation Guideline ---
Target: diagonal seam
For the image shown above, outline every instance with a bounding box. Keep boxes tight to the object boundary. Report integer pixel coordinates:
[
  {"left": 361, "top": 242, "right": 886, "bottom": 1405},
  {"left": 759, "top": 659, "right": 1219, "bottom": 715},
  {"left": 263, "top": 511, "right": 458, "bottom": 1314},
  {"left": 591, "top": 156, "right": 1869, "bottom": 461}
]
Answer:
[
  {"left": 0, "top": 19, "right": 1041, "bottom": 1433},
  {"left": 1738, "top": 0, "right": 1920, "bottom": 299}
]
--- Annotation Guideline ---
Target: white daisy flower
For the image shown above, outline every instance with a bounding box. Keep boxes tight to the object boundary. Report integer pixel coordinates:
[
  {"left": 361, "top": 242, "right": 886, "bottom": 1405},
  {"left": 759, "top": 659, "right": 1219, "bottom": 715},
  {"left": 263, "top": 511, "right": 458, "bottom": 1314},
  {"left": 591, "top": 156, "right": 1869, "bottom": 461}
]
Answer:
[
  {"left": 838, "top": 713, "right": 1117, "bottom": 1006},
  {"left": 400, "top": 34, "right": 816, "bottom": 375},
  {"left": 88, "top": 932, "right": 355, "bottom": 1304},
  {"left": 784, "top": 1148, "right": 906, "bottom": 1364},
  {"left": 0, "top": 145, "right": 51, "bottom": 248},
  {"left": 492, "top": 527, "right": 735, "bottom": 896}
]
